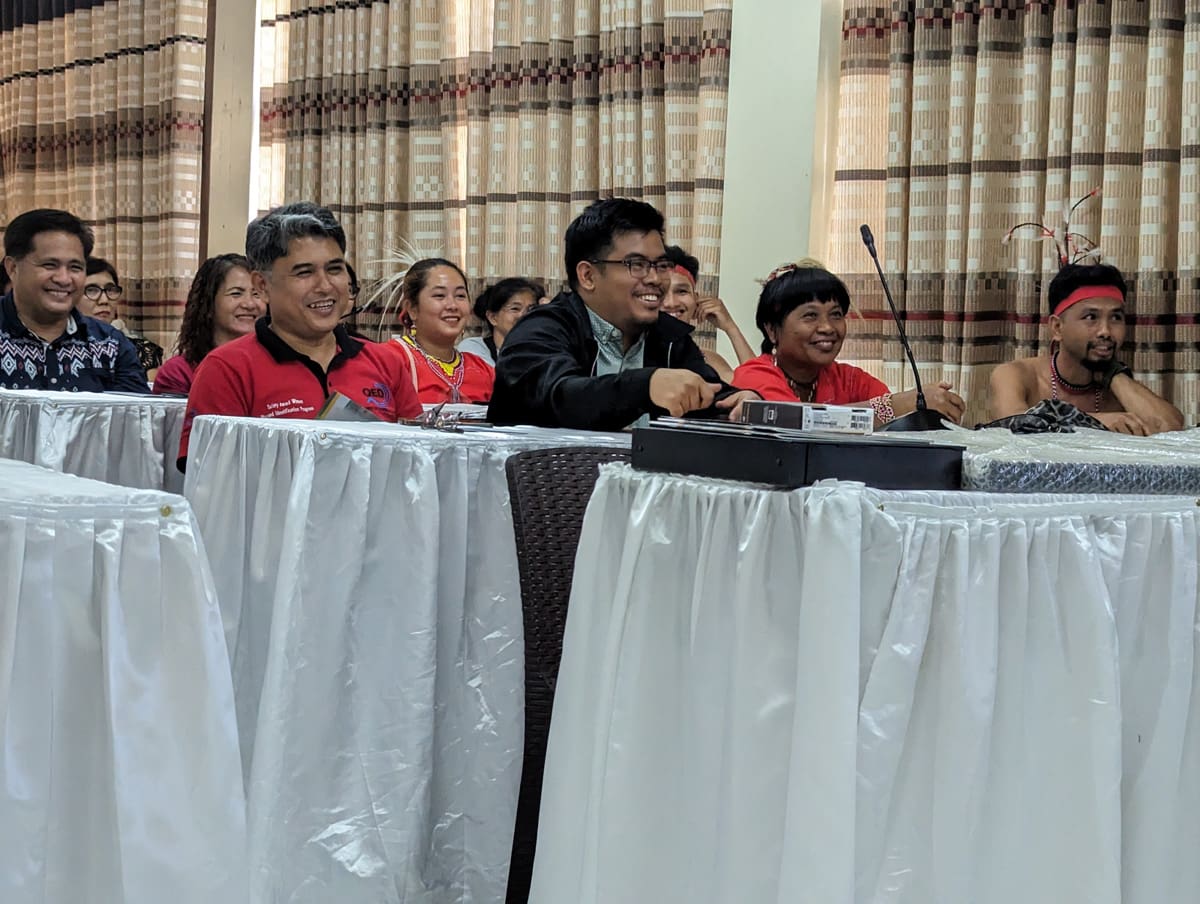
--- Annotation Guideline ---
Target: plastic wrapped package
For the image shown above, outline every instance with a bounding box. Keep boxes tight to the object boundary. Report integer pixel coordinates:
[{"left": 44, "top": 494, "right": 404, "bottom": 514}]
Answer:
[{"left": 933, "top": 424, "right": 1200, "bottom": 494}]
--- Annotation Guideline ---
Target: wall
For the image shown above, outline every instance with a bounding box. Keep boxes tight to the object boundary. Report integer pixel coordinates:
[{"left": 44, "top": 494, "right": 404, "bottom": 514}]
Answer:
[
  {"left": 201, "top": 0, "right": 259, "bottom": 257},
  {"left": 716, "top": 0, "right": 842, "bottom": 362}
]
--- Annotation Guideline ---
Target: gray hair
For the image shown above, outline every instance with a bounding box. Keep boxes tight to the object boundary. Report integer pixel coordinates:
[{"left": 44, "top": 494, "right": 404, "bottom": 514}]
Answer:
[{"left": 244, "top": 201, "right": 346, "bottom": 272}]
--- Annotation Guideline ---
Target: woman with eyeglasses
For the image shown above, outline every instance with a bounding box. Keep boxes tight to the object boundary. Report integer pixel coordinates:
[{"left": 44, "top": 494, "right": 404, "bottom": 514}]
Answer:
[
  {"left": 153, "top": 253, "right": 265, "bottom": 396},
  {"left": 457, "top": 277, "right": 541, "bottom": 366},
  {"left": 382, "top": 257, "right": 494, "bottom": 404},
  {"left": 83, "top": 258, "right": 164, "bottom": 380}
]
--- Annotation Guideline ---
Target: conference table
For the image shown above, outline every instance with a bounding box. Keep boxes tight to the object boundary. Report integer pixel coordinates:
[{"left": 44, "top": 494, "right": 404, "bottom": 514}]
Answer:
[
  {"left": 0, "top": 459, "right": 245, "bottom": 904},
  {"left": 182, "top": 415, "right": 628, "bottom": 904},
  {"left": 0, "top": 387, "right": 186, "bottom": 492},
  {"left": 531, "top": 463, "right": 1200, "bottom": 904}
]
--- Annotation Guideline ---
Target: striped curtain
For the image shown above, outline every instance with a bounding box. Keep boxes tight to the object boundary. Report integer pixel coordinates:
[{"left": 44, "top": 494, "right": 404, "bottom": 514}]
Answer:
[
  {"left": 0, "top": 0, "right": 208, "bottom": 349},
  {"left": 830, "top": 1, "right": 1199, "bottom": 427},
  {"left": 257, "top": 0, "right": 733, "bottom": 335}
]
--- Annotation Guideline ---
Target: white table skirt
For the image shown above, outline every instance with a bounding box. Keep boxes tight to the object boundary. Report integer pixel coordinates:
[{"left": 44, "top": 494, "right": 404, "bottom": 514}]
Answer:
[
  {"left": 183, "top": 416, "right": 628, "bottom": 904},
  {"left": 532, "top": 465, "right": 1200, "bottom": 904},
  {"left": 0, "top": 459, "right": 246, "bottom": 904},
  {"left": 0, "top": 388, "right": 186, "bottom": 492}
]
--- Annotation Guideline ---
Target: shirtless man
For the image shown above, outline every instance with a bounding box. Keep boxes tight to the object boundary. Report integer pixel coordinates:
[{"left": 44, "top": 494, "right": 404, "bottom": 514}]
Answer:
[{"left": 989, "top": 264, "right": 1183, "bottom": 435}]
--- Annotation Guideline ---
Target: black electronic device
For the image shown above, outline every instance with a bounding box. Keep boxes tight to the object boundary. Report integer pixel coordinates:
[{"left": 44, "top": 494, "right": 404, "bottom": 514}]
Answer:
[{"left": 631, "top": 419, "right": 963, "bottom": 491}]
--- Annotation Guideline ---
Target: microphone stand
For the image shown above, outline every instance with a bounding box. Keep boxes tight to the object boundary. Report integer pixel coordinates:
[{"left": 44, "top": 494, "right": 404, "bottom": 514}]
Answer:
[{"left": 859, "top": 224, "right": 947, "bottom": 431}]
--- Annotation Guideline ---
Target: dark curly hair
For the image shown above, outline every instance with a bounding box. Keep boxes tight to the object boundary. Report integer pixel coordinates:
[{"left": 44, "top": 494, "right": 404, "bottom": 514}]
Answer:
[{"left": 175, "top": 253, "right": 252, "bottom": 364}]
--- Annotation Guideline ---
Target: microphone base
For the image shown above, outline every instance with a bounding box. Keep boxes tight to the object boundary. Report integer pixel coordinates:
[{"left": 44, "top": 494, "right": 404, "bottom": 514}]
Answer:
[{"left": 881, "top": 406, "right": 949, "bottom": 432}]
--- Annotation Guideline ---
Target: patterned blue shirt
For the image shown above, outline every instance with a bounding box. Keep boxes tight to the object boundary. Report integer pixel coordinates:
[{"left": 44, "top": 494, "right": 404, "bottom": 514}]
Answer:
[{"left": 0, "top": 292, "right": 150, "bottom": 393}]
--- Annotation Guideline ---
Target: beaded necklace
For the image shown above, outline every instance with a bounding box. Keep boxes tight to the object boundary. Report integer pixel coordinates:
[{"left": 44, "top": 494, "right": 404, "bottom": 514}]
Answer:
[
  {"left": 774, "top": 351, "right": 818, "bottom": 402},
  {"left": 403, "top": 333, "right": 465, "bottom": 402},
  {"left": 1049, "top": 351, "right": 1102, "bottom": 412}
]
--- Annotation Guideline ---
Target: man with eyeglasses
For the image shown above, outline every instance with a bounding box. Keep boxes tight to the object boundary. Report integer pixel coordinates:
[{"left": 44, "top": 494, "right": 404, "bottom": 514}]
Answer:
[
  {"left": 0, "top": 208, "right": 149, "bottom": 392},
  {"left": 488, "top": 198, "right": 759, "bottom": 429}
]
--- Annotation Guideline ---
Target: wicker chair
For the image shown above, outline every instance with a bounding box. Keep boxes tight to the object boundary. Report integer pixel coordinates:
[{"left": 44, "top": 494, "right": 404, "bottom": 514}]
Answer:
[{"left": 504, "top": 445, "right": 632, "bottom": 904}]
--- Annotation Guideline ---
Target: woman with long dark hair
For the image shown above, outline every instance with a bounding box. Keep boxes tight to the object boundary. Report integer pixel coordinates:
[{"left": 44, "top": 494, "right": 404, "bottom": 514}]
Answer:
[{"left": 154, "top": 253, "right": 264, "bottom": 395}]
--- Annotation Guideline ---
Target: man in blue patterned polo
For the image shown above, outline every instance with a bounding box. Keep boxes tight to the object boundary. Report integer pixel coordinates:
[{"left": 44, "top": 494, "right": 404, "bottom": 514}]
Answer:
[{"left": 0, "top": 208, "right": 148, "bottom": 393}]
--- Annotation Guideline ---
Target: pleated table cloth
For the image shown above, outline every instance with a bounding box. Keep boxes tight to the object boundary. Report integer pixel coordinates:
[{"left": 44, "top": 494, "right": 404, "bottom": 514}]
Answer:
[
  {"left": 0, "top": 387, "right": 186, "bottom": 492},
  {"left": 183, "top": 416, "right": 629, "bottom": 904},
  {"left": 532, "top": 464, "right": 1200, "bottom": 904},
  {"left": 0, "top": 459, "right": 246, "bottom": 904}
]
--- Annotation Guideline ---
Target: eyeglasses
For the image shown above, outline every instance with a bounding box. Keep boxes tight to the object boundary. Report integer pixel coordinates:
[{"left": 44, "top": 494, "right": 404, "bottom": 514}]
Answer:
[
  {"left": 83, "top": 283, "right": 123, "bottom": 301},
  {"left": 590, "top": 257, "right": 674, "bottom": 279}
]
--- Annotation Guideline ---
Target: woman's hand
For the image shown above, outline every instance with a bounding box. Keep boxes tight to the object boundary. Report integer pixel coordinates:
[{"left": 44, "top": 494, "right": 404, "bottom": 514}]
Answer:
[{"left": 891, "top": 381, "right": 965, "bottom": 424}]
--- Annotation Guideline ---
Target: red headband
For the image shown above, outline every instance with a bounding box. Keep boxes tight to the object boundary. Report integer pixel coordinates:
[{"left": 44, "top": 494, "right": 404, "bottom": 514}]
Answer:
[
  {"left": 673, "top": 265, "right": 695, "bottom": 286},
  {"left": 1052, "top": 284, "right": 1124, "bottom": 318}
]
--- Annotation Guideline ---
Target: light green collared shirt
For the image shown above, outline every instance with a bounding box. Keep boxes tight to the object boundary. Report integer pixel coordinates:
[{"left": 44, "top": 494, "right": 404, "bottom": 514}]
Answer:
[{"left": 585, "top": 305, "right": 649, "bottom": 428}]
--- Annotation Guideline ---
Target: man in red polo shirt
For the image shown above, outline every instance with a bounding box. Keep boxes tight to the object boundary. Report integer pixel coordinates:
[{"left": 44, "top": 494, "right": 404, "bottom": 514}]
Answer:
[{"left": 178, "top": 201, "right": 421, "bottom": 468}]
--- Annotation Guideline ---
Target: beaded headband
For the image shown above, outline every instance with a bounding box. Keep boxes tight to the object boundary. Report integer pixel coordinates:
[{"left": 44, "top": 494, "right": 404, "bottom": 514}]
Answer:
[{"left": 762, "top": 262, "right": 800, "bottom": 284}]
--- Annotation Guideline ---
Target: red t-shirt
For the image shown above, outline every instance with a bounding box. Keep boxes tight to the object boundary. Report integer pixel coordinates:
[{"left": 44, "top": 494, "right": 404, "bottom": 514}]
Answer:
[
  {"left": 153, "top": 354, "right": 197, "bottom": 396},
  {"left": 178, "top": 322, "right": 422, "bottom": 466},
  {"left": 732, "top": 353, "right": 890, "bottom": 405},
  {"left": 385, "top": 337, "right": 495, "bottom": 404}
]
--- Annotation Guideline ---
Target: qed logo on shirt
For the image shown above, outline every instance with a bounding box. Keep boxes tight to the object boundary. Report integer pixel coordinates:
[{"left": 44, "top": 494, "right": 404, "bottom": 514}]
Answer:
[{"left": 361, "top": 382, "right": 392, "bottom": 409}]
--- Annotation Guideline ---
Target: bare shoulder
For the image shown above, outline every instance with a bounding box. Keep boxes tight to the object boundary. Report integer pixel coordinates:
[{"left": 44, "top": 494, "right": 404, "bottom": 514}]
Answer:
[
  {"left": 991, "top": 356, "right": 1040, "bottom": 387},
  {"left": 988, "top": 355, "right": 1044, "bottom": 418}
]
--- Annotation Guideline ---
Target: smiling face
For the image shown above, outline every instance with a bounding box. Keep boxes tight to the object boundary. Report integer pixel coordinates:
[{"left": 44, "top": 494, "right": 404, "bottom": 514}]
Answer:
[
  {"left": 1051, "top": 296, "right": 1126, "bottom": 369},
  {"left": 575, "top": 230, "right": 667, "bottom": 334},
  {"left": 767, "top": 298, "right": 848, "bottom": 380},
  {"left": 661, "top": 269, "right": 698, "bottom": 321},
  {"left": 254, "top": 236, "right": 350, "bottom": 345},
  {"left": 409, "top": 265, "right": 470, "bottom": 347},
  {"left": 212, "top": 265, "right": 264, "bottom": 346},
  {"left": 5, "top": 230, "right": 87, "bottom": 326}
]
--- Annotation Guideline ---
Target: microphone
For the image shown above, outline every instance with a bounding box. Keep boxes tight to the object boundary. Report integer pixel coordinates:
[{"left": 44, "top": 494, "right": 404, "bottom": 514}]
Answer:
[{"left": 859, "top": 224, "right": 947, "bottom": 432}]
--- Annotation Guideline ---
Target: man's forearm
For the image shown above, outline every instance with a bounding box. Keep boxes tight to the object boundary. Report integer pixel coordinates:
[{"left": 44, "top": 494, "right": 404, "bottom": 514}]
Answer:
[
  {"left": 721, "top": 322, "right": 757, "bottom": 366},
  {"left": 1109, "top": 373, "right": 1185, "bottom": 431}
]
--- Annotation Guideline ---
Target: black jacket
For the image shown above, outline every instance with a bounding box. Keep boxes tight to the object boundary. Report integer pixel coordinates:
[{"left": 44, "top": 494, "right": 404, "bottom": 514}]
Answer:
[{"left": 487, "top": 290, "right": 740, "bottom": 430}]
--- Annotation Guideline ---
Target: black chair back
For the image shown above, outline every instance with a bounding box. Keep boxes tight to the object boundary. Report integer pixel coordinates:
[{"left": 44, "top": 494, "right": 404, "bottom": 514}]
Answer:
[{"left": 503, "top": 445, "right": 631, "bottom": 903}]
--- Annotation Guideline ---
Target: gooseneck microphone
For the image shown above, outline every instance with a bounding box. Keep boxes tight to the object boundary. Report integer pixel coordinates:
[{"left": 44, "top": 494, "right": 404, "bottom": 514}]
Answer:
[{"left": 859, "top": 224, "right": 947, "bottom": 431}]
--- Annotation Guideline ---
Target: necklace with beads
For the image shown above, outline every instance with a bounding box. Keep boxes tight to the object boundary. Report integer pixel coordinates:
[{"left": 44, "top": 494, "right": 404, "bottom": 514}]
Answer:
[
  {"left": 1049, "top": 351, "right": 1102, "bottom": 412},
  {"left": 403, "top": 333, "right": 465, "bottom": 401},
  {"left": 773, "top": 351, "right": 819, "bottom": 402},
  {"left": 786, "top": 375, "right": 818, "bottom": 402}
]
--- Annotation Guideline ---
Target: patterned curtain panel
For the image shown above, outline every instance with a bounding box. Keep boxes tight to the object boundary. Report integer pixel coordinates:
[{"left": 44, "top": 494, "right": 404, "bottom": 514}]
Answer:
[
  {"left": 0, "top": 0, "right": 208, "bottom": 349},
  {"left": 830, "top": 1, "right": 1199, "bottom": 426},
  {"left": 257, "top": 0, "right": 732, "bottom": 336}
]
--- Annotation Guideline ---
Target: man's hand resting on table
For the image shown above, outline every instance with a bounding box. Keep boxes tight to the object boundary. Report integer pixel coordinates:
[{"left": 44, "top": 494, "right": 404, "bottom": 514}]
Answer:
[{"left": 649, "top": 369, "right": 721, "bottom": 417}]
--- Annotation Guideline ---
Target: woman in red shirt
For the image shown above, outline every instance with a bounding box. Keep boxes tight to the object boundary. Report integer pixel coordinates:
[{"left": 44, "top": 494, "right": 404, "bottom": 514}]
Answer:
[
  {"left": 387, "top": 258, "right": 494, "bottom": 404},
  {"left": 154, "top": 253, "right": 265, "bottom": 395},
  {"left": 732, "top": 261, "right": 964, "bottom": 426}
]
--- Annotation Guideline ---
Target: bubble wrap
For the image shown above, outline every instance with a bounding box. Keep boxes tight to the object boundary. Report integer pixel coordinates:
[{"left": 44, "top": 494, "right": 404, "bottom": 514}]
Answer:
[{"left": 920, "top": 425, "right": 1200, "bottom": 495}]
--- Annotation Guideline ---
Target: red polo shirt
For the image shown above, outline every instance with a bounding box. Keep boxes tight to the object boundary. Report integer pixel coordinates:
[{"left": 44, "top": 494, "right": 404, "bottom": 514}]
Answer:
[{"left": 178, "top": 319, "right": 422, "bottom": 468}]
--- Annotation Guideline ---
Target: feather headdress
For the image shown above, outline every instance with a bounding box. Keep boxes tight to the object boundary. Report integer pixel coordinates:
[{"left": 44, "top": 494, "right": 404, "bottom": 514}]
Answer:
[{"left": 1002, "top": 187, "right": 1103, "bottom": 267}]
